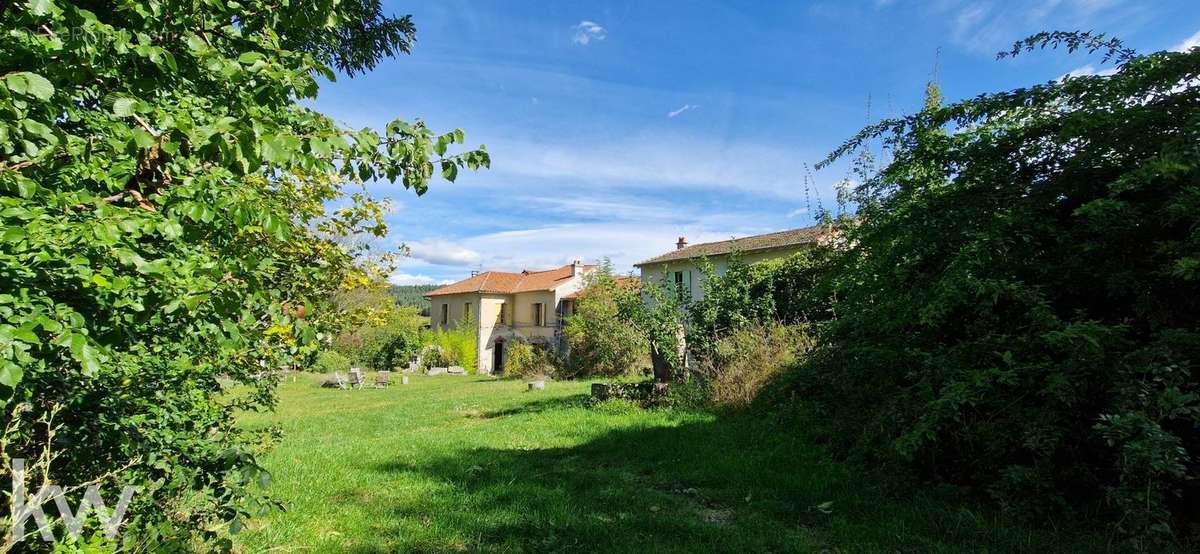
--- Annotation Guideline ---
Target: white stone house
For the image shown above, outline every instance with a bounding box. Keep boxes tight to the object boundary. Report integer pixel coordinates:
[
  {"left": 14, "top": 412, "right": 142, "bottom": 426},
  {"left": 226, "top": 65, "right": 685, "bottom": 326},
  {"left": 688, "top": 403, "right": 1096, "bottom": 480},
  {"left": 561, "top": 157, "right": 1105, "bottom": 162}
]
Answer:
[
  {"left": 424, "top": 261, "right": 595, "bottom": 374},
  {"left": 634, "top": 224, "right": 828, "bottom": 304}
]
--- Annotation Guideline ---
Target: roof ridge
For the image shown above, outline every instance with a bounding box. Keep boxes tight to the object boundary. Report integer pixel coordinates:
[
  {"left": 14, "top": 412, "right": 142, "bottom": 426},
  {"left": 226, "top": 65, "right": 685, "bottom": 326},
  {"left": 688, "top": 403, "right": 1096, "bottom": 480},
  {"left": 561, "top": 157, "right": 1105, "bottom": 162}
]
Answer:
[{"left": 634, "top": 224, "right": 827, "bottom": 267}]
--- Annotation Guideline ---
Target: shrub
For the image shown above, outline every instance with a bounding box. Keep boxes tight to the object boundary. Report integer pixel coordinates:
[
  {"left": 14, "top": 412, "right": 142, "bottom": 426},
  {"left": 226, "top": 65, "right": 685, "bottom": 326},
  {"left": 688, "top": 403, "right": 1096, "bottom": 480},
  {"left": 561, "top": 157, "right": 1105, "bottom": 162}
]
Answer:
[
  {"left": 564, "top": 266, "right": 648, "bottom": 377},
  {"left": 695, "top": 323, "right": 812, "bottom": 411},
  {"left": 315, "top": 350, "right": 351, "bottom": 374},
  {"left": 504, "top": 341, "right": 555, "bottom": 379},
  {"left": 420, "top": 318, "right": 477, "bottom": 371},
  {"left": 799, "top": 34, "right": 1200, "bottom": 542}
]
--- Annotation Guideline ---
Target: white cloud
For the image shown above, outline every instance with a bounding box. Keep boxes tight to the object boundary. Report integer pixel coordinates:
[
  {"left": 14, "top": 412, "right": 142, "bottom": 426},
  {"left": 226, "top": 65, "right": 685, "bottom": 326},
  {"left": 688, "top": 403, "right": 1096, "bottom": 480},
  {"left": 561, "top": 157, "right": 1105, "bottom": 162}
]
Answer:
[
  {"left": 786, "top": 207, "right": 810, "bottom": 218},
  {"left": 667, "top": 104, "right": 699, "bottom": 118},
  {"left": 488, "top": 133, "right": 825, "bottom": 201},
  {"left": 455, "top": 223, "right": 756, "bottom": 274},
  {"left": 1060, "top": 63, "right": 1118, "bottom": 81},
  {"left": 1172, "top": 29, "right": 1200, "bottom": 52},
  {"left": 571, "top": 20, "right": 607, "bottom": 45},
  {"left": 941, "top": 0, "right": 1129, "bottom": 56},
  {"left": 388, "top": 272, "right": 453, "bottom": 286},
  {"left": 405, "top": 239, "right": 482, "bottom": 266}
]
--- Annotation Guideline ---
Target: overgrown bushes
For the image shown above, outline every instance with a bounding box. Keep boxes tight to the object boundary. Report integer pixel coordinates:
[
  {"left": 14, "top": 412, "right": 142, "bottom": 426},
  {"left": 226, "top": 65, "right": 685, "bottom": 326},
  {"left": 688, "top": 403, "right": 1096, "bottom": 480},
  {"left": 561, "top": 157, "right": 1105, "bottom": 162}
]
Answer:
[
  {"left": 788, "top": 34, "right": 1200, "bottom": 545},
  {"left": 504, "top": 341, "right": 555, "bottom": 379},
  {"left": 315, "top": 350, "right": 351, "bottom": 374},
  {"left": 563, "top": 266, "right": 648, "bottom": 377},
  {"left": 694, "top": 323, "right": 812, "bottom": 411},
  {"left": 420, "top": 318, "right": 477, "bottom": 371}
]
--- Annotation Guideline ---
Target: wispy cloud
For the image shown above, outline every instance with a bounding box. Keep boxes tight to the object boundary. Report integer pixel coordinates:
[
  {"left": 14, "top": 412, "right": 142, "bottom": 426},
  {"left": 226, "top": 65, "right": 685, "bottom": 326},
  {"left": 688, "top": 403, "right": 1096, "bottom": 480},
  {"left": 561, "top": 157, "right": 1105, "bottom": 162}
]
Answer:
[
  {"left": 388, "top": 272, "right": 453, "bottom": 286},
  {"left": 571, "top": 20, "right": 607, "bottom": 45},
  {"left": 405, "top": 239, "right": 482, "bottom": 266},
  {"left": 487, "top": 134, "right": 827, "bottom": 201},
  {"left": 667, "top": 104, "right": 699, "bottom": 118},
  {"left": 449, "top": 223, "right": 761, "bottom": 274},
  {"left": 1061, "top": 63, "right": 1118, "bottom": 79},
  {"left": 942, "top": 0, "right": 1131, "bottom": 56},
  {"left": 1172, "top": 29, "right": 1200, "bottom": 52}
]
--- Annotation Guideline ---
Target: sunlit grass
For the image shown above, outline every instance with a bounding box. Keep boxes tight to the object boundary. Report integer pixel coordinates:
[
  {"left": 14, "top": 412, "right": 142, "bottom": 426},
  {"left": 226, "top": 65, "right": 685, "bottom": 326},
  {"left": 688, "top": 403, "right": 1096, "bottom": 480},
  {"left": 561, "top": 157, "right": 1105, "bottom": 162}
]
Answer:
[{"left": 237, "top": 374, "right": 1105, "bottom": 553}]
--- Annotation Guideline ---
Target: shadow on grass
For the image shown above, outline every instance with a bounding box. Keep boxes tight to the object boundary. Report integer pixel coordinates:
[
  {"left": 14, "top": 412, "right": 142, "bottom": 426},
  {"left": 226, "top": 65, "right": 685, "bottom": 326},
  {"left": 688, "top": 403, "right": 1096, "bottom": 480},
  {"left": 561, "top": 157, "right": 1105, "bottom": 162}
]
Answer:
[
  {"left": 477, "top": 393, "right": 591, "bottom": 419},
  {"left": 355, "top": 410, "right": 1108, "bottom": 554}
]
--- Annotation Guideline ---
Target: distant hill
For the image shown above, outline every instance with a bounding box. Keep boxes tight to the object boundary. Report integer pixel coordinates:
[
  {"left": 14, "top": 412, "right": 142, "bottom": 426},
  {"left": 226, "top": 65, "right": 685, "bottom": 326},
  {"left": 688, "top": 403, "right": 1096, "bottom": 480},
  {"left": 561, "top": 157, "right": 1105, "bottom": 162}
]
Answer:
[{"left": 389, "top": 285, "right": 438, "bottom": 315}]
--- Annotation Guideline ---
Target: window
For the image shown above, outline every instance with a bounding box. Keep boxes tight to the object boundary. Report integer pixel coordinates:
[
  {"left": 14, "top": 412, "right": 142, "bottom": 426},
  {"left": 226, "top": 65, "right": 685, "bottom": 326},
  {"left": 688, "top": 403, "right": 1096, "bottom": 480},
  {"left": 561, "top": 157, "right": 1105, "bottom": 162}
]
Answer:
[
  {"left": 440, "top": 303, "right": 448, "bottom": 326},
  {"left": 532, "top": 302, "right": 545, "bottom": 326},
  {"left": 673, "top": 270, "right": 692, "bottom": 302},
  {"left": 498, "top": 302, "right": 507, "bottom": 325},
  {"left": 464, "top": 302, "right": 471, "bottom": 320}
]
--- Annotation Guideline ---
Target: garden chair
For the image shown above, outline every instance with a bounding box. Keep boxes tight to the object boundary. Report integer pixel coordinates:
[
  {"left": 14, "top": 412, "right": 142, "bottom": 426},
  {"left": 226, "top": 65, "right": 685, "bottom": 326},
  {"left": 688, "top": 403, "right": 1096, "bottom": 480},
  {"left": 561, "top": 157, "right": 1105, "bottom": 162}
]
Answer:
[
  {"left": 374, "top": 370, "right": 391, "bottom": 388},
  {"left": 348, "top": 368, "right": 366, "bottom": 389},
  {"left": 325, "top": 372, "right": 349, "bottom": 390}
]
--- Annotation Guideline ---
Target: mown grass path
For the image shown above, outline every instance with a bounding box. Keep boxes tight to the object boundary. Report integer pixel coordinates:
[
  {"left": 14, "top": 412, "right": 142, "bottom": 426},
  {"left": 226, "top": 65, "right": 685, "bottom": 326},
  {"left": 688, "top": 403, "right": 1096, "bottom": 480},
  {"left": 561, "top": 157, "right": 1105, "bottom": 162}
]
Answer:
[{"left": 237, "top": 375, "right": 1102, "bottom": 553}]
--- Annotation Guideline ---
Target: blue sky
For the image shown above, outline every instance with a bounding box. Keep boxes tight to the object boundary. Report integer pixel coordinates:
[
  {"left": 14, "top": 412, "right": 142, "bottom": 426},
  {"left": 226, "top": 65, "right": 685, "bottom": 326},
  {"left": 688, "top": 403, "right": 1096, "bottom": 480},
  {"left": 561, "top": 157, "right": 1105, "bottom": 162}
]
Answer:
[{"left": 311, "top": 0, "right": 1200, "bottom": 285}]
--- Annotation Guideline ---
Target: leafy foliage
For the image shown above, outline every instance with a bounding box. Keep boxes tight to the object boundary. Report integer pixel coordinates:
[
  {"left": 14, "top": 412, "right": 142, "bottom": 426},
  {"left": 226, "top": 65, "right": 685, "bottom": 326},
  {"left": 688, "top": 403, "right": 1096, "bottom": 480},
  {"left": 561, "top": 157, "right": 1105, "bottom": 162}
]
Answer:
[
  {"left": 798, "top": 35, "right": 1200, "bottom": 543},
  {"left": 314, "top": 350, "right": 351, "bottom": 374},
  {"left": 420, "top": 317, "right": 477, "bottom": 371},
  {"left": 503, "top": 341, "right": 555, "bottom": 380},
  {"left": 563, "top": 264, "right": 647, "bottom": 377},
  {"left": 694, "top": 323, "right": 812, "bottom": 412},
  {"left": 0, "top": 0, "right": 486, "bottom": 548},
  {"left": 619, "top": 278, "right": 686, "bottom": 382}
]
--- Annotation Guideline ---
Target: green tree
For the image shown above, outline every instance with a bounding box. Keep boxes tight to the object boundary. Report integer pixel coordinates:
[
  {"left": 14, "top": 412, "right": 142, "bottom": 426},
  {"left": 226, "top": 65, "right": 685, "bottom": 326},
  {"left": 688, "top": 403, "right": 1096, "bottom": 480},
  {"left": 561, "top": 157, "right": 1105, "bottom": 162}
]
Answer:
[
  {"left": 0, "top": 0, "right": 487, "bottom": 548},
  {"left": 563, "top": 263, "right": 647, "bottom": 377},
  {"left": 620, "top": 276, "right": 686, "bottom": 382},
  {"left": 803, "top": 32, "right": 1200, "bottom": 543}
]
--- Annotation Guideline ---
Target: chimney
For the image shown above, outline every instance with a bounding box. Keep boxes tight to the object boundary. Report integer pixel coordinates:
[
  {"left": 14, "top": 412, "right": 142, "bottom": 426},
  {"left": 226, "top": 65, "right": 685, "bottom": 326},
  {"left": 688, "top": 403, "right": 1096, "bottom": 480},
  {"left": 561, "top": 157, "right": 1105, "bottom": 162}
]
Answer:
[
  {"left": 571, "top": 259, "right": 583, "bottom": 277},
  {"left": 676, "top": 236, "right": 688, "bottom": 250}
]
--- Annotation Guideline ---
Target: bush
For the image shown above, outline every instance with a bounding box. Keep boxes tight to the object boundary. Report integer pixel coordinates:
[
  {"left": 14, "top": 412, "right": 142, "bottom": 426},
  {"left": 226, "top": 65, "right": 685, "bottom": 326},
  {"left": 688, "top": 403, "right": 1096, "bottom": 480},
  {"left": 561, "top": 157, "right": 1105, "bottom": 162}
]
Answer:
[
  {"left": 315, "top": 350, "right": 351, "bottom": 374},
  {"left": 797, "top": 35, "right": 1200, "bottom": 543},
  {"left": 419, "top": 344, "right": 452, "bottom": 369},
  {"left": 564, "top": 266, "right": 648, "bottom": 377},
  {"left": 420, "top": 318, "right": 477, "bottom": 371},
  {"left": 333, "top": 306, "right": 423, "bottom": 370},
  {"left": 695, "top": 323, "right": 812, "bottom": 411},
  {"left": 504, "top": 341, "right": 555, "bottom": 379}
]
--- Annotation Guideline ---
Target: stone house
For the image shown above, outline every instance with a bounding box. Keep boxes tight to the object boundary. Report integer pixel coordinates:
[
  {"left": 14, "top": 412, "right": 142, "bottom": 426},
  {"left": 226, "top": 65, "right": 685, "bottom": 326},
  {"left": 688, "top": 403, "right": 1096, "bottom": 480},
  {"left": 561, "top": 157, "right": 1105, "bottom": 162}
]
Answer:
[
  {"left": 634, "top": 224, "right": 829, "bottom": 303},
  {"left": 424, "top": 261, "right": 594, "bottom": 374}
]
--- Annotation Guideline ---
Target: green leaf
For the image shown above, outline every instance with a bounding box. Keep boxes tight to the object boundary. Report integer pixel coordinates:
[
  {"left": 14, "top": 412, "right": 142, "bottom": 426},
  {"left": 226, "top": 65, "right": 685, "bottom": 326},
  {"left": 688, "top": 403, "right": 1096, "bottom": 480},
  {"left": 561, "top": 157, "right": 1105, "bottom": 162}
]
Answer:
[
  {"left": 113, "top": 97, "right": 136, "bottom": 117},
  {"left": 27, "top": 0, "right": 55, "bottom": 16},
  {"left": 260, "top": 134, "right": 300, "bottom": 164},
  {"left": 0, "top": 362, "right": 23, "bottom": 388},
  {"left": 441, "top": 161, "right": 458, "bottom": 181},
  {"left": 157, "top": 219, "right": 183, "bottom": 240},
  {"left": 13, "top": 177, "right": 37, "bottom": 199},
  {"left": 4, "top": 72, "right": 54, "bottom": 101}
]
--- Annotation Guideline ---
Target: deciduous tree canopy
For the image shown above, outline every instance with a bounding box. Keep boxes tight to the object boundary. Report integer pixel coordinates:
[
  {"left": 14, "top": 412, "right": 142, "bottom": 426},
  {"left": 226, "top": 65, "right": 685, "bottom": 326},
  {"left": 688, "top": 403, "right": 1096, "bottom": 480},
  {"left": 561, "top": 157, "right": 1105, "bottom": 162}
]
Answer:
[{"left": 0, "top": 0, "right": 486, "bottom": 548}]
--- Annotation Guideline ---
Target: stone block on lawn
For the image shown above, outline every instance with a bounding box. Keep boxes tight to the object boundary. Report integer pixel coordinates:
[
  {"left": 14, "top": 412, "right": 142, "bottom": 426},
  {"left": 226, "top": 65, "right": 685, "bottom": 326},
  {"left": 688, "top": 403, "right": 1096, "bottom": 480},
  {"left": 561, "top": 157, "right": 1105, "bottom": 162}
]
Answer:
[
  {"left": 426, "top": 367, "right": 447, "bottom": 376},
  {"left": 447, "top": 366, "right": 466, "bottom": 375}
]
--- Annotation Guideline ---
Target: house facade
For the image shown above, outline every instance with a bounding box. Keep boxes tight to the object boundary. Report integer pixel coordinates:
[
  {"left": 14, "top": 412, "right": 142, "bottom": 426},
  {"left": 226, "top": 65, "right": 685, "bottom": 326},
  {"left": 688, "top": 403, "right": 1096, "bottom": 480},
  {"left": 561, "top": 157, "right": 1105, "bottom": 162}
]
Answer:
[
  {"left": 634, "top": 225, "right": 829, "bottom": 304},
  {"left": 424, "top": 261, "right": 594, "bottom": 374}
]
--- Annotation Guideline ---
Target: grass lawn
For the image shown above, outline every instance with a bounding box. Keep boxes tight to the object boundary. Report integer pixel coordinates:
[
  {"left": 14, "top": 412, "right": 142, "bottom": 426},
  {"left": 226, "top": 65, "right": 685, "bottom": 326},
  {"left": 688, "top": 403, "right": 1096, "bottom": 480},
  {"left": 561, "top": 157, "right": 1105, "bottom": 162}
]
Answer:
[{"left": 237, "top": 374, "right": 1105, "bottom": 553}]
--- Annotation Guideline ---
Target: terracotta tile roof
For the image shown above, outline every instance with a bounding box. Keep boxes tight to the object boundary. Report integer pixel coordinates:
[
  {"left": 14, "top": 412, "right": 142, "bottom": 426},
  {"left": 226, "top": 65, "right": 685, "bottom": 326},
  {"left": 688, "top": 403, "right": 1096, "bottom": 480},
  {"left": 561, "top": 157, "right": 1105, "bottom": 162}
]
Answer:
[
  {"left": 425, "top": 264, "right": 595, "bottom": 297},
  {"left": 634, "top": 224, "right": 828, "bottom": 266}
]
